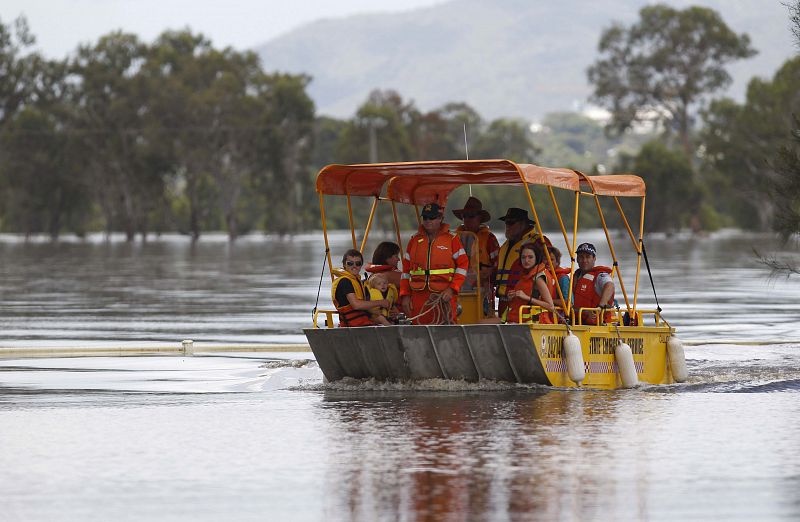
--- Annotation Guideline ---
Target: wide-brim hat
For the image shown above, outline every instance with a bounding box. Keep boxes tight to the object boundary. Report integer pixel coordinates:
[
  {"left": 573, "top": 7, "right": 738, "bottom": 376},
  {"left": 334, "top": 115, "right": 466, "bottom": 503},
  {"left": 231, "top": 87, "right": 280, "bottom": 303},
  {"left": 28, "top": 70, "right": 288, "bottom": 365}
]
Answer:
[
  {"left": 452, "top": 196, "right": 491, "bottom": 223},
  {"left": 498, "top": 207, "right": 535, "bottom": 226}
]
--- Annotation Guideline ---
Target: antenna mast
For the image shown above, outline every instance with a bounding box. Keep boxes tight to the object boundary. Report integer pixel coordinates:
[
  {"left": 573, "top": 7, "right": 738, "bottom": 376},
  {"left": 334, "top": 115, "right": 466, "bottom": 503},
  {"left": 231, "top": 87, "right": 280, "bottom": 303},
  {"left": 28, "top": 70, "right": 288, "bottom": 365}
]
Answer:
[{"left": 464, "top": 123, "right": 472, "bottom": 196}]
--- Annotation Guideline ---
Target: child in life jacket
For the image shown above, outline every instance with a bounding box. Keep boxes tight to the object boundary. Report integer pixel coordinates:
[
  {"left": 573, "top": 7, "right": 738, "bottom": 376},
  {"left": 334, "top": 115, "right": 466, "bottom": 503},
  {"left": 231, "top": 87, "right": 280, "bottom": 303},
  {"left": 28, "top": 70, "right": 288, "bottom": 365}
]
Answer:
[{"left": 366, "top": 273, "right": 398, "bottom": 322}]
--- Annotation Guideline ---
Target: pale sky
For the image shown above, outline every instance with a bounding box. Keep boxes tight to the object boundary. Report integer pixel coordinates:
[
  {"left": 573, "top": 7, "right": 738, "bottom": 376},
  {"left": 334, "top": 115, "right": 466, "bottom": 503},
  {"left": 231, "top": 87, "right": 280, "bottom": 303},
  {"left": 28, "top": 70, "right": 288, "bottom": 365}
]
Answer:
[{"left": 1, "top": 0, "right": 447, "bottom": 58}]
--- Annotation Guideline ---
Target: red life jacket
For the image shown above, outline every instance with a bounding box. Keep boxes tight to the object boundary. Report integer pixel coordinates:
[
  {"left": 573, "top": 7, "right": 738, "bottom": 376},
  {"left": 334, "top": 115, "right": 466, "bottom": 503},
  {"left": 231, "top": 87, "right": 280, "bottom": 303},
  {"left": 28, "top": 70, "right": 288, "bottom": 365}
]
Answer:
[
  {"left": 331, "top": 269, "right": 374, "bottom": 327},
  {"left": 573, "top": 266, "right": 615, "bottom": 324},
  {"left": 364, "top": 264, "right": 395, "bottom": 274}
]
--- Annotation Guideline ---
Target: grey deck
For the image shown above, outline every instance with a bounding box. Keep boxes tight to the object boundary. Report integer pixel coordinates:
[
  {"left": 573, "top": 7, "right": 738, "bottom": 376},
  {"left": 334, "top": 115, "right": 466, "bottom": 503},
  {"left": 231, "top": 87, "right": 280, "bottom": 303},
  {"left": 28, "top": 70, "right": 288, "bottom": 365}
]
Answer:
[{"left": 304, "top": 324, "right": 550, "bottom": 385}]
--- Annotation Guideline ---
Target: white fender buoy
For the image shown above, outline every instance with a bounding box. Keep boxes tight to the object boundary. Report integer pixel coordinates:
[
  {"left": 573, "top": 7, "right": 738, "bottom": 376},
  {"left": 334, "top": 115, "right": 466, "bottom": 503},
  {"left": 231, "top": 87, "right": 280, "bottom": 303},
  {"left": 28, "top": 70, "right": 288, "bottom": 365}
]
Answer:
[
  {"left": 667, "top": 337, "right": 688, "bottom": 383},
  {"left": 181, "top": 339, "right": 194, "bottom": 356},
  {"left": 563, "top": 333, "right": 585, "bottom": 385},
  {"left": 615, "top": 341, "right": 638, "bottom": 388}
]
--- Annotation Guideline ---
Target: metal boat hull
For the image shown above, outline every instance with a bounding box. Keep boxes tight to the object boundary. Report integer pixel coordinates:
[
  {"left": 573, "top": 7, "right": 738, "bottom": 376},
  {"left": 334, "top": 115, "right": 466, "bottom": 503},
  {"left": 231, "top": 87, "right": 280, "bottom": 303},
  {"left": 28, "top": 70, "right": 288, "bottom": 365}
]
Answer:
[{"left": 304, "top": 323, "right": 677, "bottom": 389}]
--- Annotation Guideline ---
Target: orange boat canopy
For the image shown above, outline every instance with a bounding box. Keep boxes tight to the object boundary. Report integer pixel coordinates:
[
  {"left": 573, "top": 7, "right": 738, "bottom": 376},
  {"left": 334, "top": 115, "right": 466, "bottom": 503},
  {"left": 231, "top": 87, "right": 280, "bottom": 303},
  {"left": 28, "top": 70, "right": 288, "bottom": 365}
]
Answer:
[{"left": 316, "top": 160, "right": 645, "bottom": 204}]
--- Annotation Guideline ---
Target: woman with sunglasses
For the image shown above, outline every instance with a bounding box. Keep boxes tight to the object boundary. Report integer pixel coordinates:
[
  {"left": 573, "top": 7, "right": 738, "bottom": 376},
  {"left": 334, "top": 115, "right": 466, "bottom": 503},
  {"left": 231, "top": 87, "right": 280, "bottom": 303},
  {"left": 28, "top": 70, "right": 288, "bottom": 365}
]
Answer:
[{"left": 331, "top": 249, "right": 391, "bottom": 326}]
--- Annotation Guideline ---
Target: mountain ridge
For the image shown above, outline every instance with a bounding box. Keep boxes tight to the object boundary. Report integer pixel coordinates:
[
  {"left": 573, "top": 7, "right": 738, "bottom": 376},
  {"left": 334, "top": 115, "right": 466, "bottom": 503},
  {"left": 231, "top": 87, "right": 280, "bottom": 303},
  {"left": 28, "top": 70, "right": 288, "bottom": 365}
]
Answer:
[{"left": 256, "top": 0, "right": 795, "bottom": 121}]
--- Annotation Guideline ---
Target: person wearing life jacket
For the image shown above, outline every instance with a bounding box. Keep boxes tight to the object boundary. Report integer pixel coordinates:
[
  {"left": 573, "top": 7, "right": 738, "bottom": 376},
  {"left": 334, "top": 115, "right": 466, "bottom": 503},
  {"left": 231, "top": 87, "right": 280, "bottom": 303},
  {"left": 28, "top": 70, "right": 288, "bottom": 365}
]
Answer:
[
  {"left": 495, "top": 207, "right": 551, "bottom": 317},
  {"left": 504, "top": 242, "right": 555, "bottom": 324},
  {"left": 365, "top": 272, "right": 398, "bottom": 320},
  {"left": 452, "top": 196, "right": 500, "bottom": 316},
  {"left": 548, "top": 246, "right": 572, "bottom": 316},
  {"left": 572, "top": 242, "right": 616, "bottom": 325},
  {"left": 331, "top": 249, "right": 391, "bottom": 327},
  {"left": 365, "top": 241, "right": 402, "bottom": 289},
  {"left": 399, "top": 203, "right": 469, "bottom": 325}
]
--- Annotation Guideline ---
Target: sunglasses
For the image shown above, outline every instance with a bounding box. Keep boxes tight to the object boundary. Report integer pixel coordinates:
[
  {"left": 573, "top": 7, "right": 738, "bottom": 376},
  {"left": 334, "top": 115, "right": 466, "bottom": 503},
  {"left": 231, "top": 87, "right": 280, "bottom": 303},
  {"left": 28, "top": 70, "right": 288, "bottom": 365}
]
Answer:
[
  {"left": 345, "top": 260, "right": 363, "bottom": 267},
  {"left": 504, "top": 220, "right": 519, "bottom": 226}
]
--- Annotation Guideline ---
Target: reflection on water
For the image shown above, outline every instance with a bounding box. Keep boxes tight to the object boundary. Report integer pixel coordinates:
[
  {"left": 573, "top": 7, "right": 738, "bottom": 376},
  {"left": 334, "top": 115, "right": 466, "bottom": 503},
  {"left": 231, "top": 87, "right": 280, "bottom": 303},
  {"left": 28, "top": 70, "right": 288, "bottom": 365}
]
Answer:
[
  {"left": 318, "top": 385, "right": 800, "bottom": 521},
  {"left": 1, "top": 344, "right": 800, "bottom": 521},
  {"left": 1, "top": 229, "right": 799, "bottom": 346}
]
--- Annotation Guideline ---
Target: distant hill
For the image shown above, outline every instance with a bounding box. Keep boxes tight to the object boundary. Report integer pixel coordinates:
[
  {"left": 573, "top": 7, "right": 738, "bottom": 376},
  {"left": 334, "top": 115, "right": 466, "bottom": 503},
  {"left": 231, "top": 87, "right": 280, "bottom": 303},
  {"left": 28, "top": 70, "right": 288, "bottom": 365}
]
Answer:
[{"left": 255, "top": 0, "right": 795, "bottom": 121}]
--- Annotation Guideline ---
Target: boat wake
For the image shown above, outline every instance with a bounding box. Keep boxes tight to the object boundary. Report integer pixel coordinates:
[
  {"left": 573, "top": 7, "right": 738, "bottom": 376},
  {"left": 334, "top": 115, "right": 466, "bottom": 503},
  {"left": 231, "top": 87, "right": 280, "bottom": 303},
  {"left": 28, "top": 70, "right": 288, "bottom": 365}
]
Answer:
[{"left": 668, "top": 343, "right": 800, "bottom": 393}]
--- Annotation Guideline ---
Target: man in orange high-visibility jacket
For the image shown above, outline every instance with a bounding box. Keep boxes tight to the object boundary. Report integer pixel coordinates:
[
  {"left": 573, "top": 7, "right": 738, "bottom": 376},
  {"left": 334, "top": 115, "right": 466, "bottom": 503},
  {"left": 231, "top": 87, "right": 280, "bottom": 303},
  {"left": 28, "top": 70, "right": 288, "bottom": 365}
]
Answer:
[{"left": 400, "top": 203, "right": 469, "bottom": 325}]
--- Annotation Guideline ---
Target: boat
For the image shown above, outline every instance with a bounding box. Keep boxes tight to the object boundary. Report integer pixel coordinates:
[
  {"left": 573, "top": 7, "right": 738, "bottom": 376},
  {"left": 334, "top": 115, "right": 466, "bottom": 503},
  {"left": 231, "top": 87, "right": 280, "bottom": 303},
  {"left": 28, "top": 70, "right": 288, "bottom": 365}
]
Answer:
[{"left": 304, "top": 159, "right": 687, "bottom": 389}]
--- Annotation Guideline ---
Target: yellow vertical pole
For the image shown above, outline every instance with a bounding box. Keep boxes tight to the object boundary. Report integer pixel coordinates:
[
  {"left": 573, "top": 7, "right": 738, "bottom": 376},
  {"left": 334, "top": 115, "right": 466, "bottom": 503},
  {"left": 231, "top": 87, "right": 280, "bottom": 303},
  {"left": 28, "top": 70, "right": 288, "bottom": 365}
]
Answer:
[
  {"left": 532, "top": 187, "right": 567, "bottom": 313},
  {"left": 391, "top": 200, "right": 402, "bottom": 247},
  {"left": 566, "top": 190, "right": 580, "bottom": 320},
  {"left": 319, "top": 193, "right": 334, "bottom": 279},
  {"left": 346, "top": 194, "right": 357, "bottom": 249},
  {"left": 360, "top": 197, "right": 379, "bottom": 254},
  {"left": 548, "top": 187, "right": 571, "bottom": 252},
  {"left": 613, "top": 196, "right": 640, "bottom": 251},
  {"left": 520, "top": 176, "right": 566, "bottom": 315},
  {"left": 633, "top": 196, "right": 646, "bottom": 312},
  {"left": 593, "top": 195, "right": 631, "bottom": 312}
]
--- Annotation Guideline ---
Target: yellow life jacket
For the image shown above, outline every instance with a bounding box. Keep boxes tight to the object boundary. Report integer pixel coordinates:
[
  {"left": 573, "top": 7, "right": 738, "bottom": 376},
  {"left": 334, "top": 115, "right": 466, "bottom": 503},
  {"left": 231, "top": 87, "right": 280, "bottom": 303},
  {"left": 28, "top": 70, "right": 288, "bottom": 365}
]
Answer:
[
  {"left": 496, "top": 228, "right": 542, "bottom": 298},
  {"left": 367, "top": 284, "right": 398, "bottom": 317},
  {"left": 331, "top": 269, "right": 372, "bottom": 327}
]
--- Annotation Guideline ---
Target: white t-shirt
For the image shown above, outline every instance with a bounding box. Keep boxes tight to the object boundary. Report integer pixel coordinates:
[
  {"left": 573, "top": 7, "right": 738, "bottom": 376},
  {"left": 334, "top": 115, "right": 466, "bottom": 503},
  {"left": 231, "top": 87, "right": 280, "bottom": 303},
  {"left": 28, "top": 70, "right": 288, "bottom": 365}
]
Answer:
[{"left": 594, "top": 271, "right": 613, "bottom": 296}]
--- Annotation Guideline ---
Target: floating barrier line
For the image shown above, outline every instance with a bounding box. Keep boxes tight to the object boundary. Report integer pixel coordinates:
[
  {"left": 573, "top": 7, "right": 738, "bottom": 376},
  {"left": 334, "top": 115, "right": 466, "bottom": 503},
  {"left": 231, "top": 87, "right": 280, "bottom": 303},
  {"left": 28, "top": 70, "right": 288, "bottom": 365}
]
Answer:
[
  {"left": 682, "top": 339, "right": 800, "bottom": 346},
  {"left": 1, "top": 339, "right": 798, "bottom": 359},
  {"left": 0, "top": 344, "right": 312, "bottom": 359}
]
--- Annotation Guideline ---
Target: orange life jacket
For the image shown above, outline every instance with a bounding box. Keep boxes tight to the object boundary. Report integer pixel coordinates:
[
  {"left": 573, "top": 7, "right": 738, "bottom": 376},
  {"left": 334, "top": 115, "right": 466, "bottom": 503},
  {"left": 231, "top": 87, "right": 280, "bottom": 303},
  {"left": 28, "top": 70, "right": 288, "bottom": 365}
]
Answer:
[
  {"left": 331, "top": 269, "right": 374, "bottom": 327},
  {"left": 573, "top": 266, "right": 615, "bottom": 324},
  {"left": 405, "top": 224, "right": 468, "bottom": 293},
  {"left": 455, "top": 224, "right": 498, "bottom": 269},
  {"left": 505, "top": 265, "right": 554, "bottom": 324}
]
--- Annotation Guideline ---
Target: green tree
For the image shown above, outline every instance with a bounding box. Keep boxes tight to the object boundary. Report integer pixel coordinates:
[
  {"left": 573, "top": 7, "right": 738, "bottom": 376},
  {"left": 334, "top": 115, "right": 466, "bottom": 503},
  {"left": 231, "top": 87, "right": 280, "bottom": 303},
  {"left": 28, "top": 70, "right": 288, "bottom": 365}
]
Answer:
[
  {"left": 71, "top": 32, "right": 160, "bottom": 241},
  {"left": 0, "top": 57, "right": 90, "bottom": 238},
  {"left": 0, "top": 16, "right": 36, "bottom": 128},
  {"left": 587, "top": 4, "right": 756, "bottom": 156},
  {"left": 336, "top": 89, "right": 415, "bottom": 163},
  {"left": 257, "top": 72, "right": 315, "bottom": 235},
  {"left": 472, "top": 118, "right": 539, "bottom": 163},
  {"left": 632, "top": 141, "right": 700, "bottom": 232},
  {"left": 771, "top": 116, "right": 800, "bottom": 238},
  {"left": 700, "top": 57, "right": 800, "bottom": 230},
  {"left": 768, "top": 2, "right": 800, "bottom": 238}
]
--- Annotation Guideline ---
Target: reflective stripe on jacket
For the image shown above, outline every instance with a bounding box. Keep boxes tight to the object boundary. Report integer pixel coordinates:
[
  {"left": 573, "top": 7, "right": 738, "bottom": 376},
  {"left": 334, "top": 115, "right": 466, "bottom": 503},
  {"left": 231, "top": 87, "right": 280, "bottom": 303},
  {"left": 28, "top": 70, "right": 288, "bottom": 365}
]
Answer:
[
  {"left": 455, "top": 224, "right": 500, "bottom": 269},
  {"left": 400, "top": 223, "right": 469, "bottom": 295}
]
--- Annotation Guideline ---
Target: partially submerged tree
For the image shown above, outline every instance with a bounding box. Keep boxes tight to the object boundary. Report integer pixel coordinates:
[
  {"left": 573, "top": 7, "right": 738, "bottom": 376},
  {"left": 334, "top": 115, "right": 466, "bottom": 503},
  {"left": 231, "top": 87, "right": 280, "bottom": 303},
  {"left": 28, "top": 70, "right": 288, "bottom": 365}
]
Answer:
[
  {"left": 587, "top": 4, "right": 756, "bottom": 157},
  {"left": 700, "top": 57, "right": 800, "bottom": 230}
]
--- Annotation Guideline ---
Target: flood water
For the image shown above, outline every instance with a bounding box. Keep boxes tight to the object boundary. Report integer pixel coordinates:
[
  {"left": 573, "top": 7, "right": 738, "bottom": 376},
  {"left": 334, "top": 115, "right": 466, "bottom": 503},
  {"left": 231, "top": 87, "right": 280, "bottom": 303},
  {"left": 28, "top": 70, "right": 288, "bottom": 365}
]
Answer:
[{"left": 1, "top": 230, "right": 800, "bottom": 521}]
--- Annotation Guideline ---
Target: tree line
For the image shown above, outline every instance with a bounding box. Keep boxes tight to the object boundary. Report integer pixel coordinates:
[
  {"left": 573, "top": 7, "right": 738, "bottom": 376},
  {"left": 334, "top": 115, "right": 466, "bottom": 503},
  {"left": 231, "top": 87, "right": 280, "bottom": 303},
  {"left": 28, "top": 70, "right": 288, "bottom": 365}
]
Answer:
[{"left": 0, "top": 3, "right": 798, "bottom": 240}]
